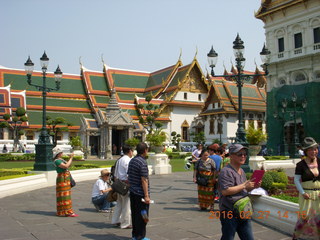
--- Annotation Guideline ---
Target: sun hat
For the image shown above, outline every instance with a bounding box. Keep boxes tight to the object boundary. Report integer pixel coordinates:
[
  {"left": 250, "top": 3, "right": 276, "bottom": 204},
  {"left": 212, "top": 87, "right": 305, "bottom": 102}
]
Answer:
[
  {"left": 100, "top": 169, "right": 110, "bottom": 177},
  {"left": 52, "top": 147, "right": 63, "bottom": 158},
  {"left": 301, "top": 137, "right": 318, "bottom": 150},
  {"left": 229, "top": 144, "right": 248, "bottom": 154}
]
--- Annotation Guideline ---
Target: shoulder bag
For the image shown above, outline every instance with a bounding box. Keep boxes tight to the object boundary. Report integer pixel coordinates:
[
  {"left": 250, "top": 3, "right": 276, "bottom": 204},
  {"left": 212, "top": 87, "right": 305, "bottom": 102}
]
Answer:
[
  {"left": 196, "top": 161, "right": 208, "bottom": 186},
  {"left": 111, "top": 158, "right": 129, "bottom": 195}
]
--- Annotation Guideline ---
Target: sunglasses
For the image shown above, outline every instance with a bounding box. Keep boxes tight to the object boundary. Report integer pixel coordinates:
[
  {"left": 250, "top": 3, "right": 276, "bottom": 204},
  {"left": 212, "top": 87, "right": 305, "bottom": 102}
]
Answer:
[{"left": 235, "top": 152, "right": 247, "bottom": 157}]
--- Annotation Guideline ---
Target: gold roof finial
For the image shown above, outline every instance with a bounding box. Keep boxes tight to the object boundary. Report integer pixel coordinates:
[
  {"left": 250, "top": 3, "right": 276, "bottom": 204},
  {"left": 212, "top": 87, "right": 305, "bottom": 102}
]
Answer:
[
  {"left": 101, "top": 54, "right": 105, "bottom": 65},
  {"left": 179, "top": 48, "right": 182, "bottom": 61}
]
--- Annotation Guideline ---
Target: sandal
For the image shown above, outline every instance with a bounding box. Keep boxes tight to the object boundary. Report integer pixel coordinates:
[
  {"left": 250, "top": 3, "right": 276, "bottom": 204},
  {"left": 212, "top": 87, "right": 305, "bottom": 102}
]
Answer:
[{"left": 66, "top": 213, "right": 79, "bottom": 217}]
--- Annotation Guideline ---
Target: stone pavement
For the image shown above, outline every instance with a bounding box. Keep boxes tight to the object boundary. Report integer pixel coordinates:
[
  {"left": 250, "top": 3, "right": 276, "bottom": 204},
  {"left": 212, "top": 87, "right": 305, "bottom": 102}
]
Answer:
[{"left": 0, "top": 171, "right": 292, "bottom": 240}]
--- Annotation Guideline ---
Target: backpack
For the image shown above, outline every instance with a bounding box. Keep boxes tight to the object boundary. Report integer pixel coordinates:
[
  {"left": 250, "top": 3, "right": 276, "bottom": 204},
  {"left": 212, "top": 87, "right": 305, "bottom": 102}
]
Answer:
[{"left": 110, "top": 157, "right": 121, "bottom": 182}]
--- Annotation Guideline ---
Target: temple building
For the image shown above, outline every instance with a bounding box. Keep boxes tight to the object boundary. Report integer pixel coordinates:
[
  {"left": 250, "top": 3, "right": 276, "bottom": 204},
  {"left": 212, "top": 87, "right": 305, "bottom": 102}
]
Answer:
[
  {"left": 256, "top": 0, "right": 320, "bottom": 156},
  {"left": 198, "top": 67, "right": 267, "bottom": 144},
  {"left": 0, "top": 56, "right": 208, "bottom": 158}
]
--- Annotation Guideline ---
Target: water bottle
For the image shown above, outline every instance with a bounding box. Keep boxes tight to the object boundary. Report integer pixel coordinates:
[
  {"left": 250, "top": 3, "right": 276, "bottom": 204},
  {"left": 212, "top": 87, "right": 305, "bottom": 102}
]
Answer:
[{"left": 141, "top": 209, "right": 149, "bottom": 223}]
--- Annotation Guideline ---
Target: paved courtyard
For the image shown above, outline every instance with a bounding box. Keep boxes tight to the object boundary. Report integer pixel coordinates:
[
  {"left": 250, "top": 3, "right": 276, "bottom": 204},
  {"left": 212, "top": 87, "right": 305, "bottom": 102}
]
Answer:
[{"left": 0, "top": 171, "right": 292, "bottom": 240}]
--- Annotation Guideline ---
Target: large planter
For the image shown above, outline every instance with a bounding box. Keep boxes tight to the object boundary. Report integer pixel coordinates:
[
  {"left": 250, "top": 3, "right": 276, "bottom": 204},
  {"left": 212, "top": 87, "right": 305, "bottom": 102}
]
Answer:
[
  {"left": 251, "top": 195, "right": 299, "bottom": 235},
  {"left": 150, "top": 146, "right": 163, "bottom": 154},
  {"left": 248, "top": 145, "right": 261, "bottom": 156}
]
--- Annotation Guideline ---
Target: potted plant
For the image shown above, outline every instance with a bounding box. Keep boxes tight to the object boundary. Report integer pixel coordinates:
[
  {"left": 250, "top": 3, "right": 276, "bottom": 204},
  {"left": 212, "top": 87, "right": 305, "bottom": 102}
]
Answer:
[
  {"left": 125, "top": 137, "right": 140, "bottom": 149},
  {"left": 69, "top": 136, "right": 82, "bottom": 150},
  {"left": 246, "top": 126, "right": 267, "bottom": 156},
  {"left": 146, "top": 129, "right": 167, "bottom": 153}
]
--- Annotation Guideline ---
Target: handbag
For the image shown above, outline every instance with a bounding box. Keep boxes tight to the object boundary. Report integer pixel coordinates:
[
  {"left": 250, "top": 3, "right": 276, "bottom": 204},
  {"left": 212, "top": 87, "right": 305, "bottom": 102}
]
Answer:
[
  {"left": 112, "top": 179, "right": 129, "bottom": 195},
  {"left": 107, "top": 190, "right": 118, "bottom": 202},
  {"left": 195, "top": 160, "right": 208, "bottom": 186},
  {"left": 233, "top": 196, "right": 253, "bottom": 215},
  {"left": 196, "top": 175, "right": 208, "bottom": 186},
  {"left": 70, "top": 174, "right": 76, "bottom": 188}
]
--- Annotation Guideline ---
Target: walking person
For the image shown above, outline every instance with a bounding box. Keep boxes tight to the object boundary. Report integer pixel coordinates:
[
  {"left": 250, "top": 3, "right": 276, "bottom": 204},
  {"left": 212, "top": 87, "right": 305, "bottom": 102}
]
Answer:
[
  {"left": 191, "top": 144, "right": 203, "bottom": 164},
  {"left": 91, "top": 169, "right": 116, "bottom": 213},
  {"left": 112, "top": 145, "right": 133, "bottom": 229},
  {"left": 53, "top": 147, "right": 78, "bottom": 217},
  {"left": 292, "top": 137, "right": 320, "bottom": 240},
  {"left": 218, "top": 144, "right": 261, "bottom": 240},
  {"left": 193, "top": 149, "right": 216, "bottom": 211},
  {"left": 127, "top": 142, "right": 151, "bottom": 240}
]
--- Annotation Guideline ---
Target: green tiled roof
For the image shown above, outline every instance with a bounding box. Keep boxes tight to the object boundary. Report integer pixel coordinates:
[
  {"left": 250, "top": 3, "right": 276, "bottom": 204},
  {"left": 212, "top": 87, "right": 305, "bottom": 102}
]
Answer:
[
  {"left": 27, "top": 110, "right": 94, "bottom": 126},
  {"left": 146, "top": 67, "right": 174, "bottom": 89},
  {"left": 94, "top": 96, "right": 110, "bottom": 104},
  {"left": 112, "top": 73, "right": 149, "bottom": 89},
  {"left": 117, "top": 92, "right": 143, "bottom": 101},
  {"left": 27, "top": 97, "right": 90, "bottom": 109},
  {"left": 3, "top": 74, "right": 86, "bottom": 95},
  {"left": 167, "top": 67, "right": 189, "bottom": 89},
  {"left": 90, "top": 75, "right": 109, "bottom": 91}
]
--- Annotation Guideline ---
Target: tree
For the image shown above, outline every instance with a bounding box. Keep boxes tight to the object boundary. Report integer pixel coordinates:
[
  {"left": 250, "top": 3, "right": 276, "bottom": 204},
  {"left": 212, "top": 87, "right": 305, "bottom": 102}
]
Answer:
[
  {"left": 137, "top": 94, "right": 166, "bottom": 149},
  {"left": 0, "top": 107, "right": 28, "bottom": 152},
  {"left": 191, "top": 131, "right": 206, "bottom": 145},
  {"left": 137, "top": 94, "right": 162, "bottom": 134},
  {"left": 171, "top": 131, "right": 181, "bottom": 150},
  {"left": 46, "top": 116, "right": 73, "bottom": 147}
]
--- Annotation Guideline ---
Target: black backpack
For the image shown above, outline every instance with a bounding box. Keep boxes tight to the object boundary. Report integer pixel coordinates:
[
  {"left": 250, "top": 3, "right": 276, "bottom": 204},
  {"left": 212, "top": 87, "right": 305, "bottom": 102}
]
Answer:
[{"left": 110, "top": 157, "right": 121, "bottom": 183}]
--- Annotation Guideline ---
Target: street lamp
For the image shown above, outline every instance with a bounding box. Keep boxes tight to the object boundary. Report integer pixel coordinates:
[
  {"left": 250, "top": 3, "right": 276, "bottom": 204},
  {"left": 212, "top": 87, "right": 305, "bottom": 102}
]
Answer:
[
  {"left": 24, "top": 51, "right": 62, "bottom": 171},
  {"left": 273, "top": 108, "right": 289, "bottom": 156},
  {"left": 207, "top": 34, "right": 270, "bottom": 172},
  {"left": 279, "top": 92, "right": 307, "bottom": 158}
]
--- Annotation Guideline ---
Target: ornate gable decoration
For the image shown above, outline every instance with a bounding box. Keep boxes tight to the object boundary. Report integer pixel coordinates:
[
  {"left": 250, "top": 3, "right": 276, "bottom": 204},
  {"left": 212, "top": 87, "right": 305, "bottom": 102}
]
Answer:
[{"left": 181, "top": 68, "right": 207, "bottom": 93}]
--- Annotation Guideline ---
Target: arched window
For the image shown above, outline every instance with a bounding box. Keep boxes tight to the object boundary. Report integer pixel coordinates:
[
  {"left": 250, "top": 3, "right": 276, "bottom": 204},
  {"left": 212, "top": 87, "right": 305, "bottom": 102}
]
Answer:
[
  {"left": 279, "top": 77, "right": 286, "bottom": 86},
  {"left": 26, "top": 131, "right": 34, "bottom": 140},
  {"left": 295, "top": 73, "right": 306, "bottom": 82}
]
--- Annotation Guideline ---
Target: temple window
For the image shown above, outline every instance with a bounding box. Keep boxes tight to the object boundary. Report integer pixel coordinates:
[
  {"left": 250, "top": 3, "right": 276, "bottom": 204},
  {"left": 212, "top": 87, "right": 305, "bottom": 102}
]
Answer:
[
  {"left": 184, "top": 93, "right": 187, "bottom": 100},
  {"left": 313, "top": 27, "right": 320, "bottom": 44},
  {"left": 198, "top": 94, "right": 201, "bottom": 101},
  {"left": 209, "top": 119, "right": 215, "bottom": 134},
  {"left": 26, "top": 131, "right": 34, "bottom": 140}
]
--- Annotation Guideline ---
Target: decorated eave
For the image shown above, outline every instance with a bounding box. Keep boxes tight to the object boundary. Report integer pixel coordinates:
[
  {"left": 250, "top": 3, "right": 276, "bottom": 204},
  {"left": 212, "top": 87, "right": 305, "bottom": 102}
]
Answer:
[
  {"left": 200, "top": 77, "right": 266, "bottom": 116},
  {"left": 158, "top": 58, "right": 208, "bottom": 111},
  {"left": 255, "top": 0, "right": 307, "bottom": 21}
]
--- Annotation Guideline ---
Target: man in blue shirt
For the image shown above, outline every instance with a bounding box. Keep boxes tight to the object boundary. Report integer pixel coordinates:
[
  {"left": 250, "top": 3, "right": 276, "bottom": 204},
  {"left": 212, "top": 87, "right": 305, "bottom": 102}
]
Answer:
[{"left": 127, "top": 142, "right": 150, "bottom": 240}]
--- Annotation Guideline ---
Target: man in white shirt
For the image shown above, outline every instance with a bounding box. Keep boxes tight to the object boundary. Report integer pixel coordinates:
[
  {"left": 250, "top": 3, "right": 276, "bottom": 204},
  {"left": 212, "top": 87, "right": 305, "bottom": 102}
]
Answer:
[{"left": 111, "top": 145, "right": 133, "bottom": 229}]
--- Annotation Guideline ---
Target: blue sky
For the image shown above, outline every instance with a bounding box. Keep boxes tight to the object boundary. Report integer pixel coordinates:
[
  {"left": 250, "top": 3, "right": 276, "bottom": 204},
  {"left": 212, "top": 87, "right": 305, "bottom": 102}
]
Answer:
[{"left": 1, "top": 0, "right": 265, "bottom": 75}]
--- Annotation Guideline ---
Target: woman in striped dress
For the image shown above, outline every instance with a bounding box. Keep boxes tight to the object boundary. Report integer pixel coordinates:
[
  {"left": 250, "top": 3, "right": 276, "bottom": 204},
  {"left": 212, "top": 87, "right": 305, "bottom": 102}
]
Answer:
[
  {"left": 193, "top": 149, "right": 216, "bottom": 210},
  {"left": 53, "top": 147, "right": 78, "bottom": 217}
]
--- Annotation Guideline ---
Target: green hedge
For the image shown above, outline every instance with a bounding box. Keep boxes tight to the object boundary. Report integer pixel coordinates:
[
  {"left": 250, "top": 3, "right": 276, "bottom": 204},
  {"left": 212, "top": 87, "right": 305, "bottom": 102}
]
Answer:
[
  {"left": 264, "top": 156, "right": 290, "bottom": 160},
  {"left": 70, "top": 164, "right": 100, "bottom": 170},
  {"left": 167, "top": 152, "right": 191, "bottom": 159},
  {"left": 272, "top": 194, "right": 299, "bottom": 203},
  {"left": 0, "top": 153, "right": 36, "bottom": 161},
  {"left": 0, "top": 168, "right": 29, "bottom": 177}
]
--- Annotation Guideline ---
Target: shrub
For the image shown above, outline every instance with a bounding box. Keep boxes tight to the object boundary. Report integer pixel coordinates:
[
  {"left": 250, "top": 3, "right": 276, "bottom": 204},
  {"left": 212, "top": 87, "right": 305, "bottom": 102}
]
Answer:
[
  {"left": 245, "top": 126, "right": 267, "bottom": 145},
  {"left": 261, "top": 172, "right": 273, "bottom": 190},
  {"left": 261, "top": 170, "right": 289, "bottom": 193},
  {"left": 0, "top": 169, "right": 28, "bottom": 177}
]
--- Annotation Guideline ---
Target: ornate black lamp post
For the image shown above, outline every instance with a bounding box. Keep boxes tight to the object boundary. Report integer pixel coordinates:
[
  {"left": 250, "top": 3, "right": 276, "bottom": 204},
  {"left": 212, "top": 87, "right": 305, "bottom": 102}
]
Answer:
[
  {"left": 207, "top": 34, "right": 270, "bottom": 171},
  {"left": 24, "top": 51, "right": 62, "bottom": 171},
  {"left": 273, "top": 109, "right": 289, "bottom": 156},
  {"left": 278, "top": 92, "right": 307, "bottom": 158}
]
